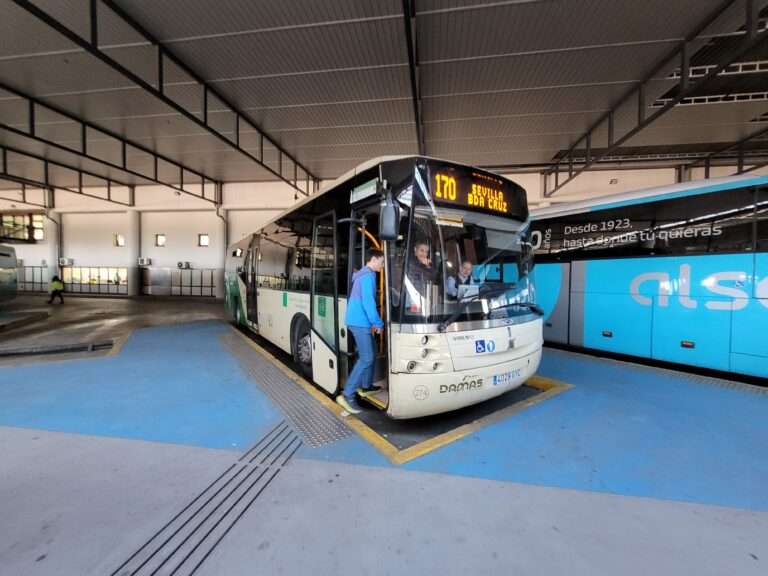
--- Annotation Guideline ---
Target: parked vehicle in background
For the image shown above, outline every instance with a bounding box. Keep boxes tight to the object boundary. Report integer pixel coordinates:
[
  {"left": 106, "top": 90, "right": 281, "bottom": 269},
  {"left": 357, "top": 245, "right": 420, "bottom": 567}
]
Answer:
[
  {"left": 531, "top": 175, "right": 768, "bottom": 379},
  {"left": 0, "top": 244, "right": 18, "bottom": 303}
]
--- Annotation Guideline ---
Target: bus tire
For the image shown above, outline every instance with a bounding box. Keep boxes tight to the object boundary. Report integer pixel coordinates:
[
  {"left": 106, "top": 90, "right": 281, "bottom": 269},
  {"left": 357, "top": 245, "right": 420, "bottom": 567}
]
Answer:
[{"left": 292, "top": 315, "right": 313, "bottom": 379}]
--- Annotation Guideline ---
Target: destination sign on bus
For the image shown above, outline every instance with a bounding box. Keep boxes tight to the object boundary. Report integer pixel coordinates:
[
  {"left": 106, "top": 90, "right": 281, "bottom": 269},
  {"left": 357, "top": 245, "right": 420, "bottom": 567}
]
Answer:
[{"left": 430, "top": 168, "right": 523, "bottom": 218}]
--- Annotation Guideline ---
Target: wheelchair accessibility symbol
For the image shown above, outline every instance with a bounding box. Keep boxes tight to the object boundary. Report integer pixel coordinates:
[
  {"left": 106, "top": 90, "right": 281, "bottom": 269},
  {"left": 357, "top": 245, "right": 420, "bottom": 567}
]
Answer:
[{"left": 475, "top": 339, "right": 496, "bottom": 354}]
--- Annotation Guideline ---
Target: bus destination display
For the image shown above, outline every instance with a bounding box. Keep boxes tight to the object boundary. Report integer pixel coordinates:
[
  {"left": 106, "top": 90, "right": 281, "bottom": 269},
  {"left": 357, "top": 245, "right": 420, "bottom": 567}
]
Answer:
[{"left": 432, "top": 170, "right": 515, "bottom": 216}]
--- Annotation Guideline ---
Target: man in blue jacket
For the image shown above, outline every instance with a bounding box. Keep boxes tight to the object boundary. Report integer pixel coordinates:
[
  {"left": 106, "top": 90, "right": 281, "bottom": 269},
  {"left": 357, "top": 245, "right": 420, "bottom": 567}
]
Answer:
[{"left": 337, "top": 249, "right": 385, "bottom": 414}]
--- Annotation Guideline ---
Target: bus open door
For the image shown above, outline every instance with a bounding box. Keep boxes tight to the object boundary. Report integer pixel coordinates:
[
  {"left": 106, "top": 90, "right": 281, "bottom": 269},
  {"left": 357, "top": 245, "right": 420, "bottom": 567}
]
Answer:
[{"left": 345, "top": 204, "right": 389, "bottom": 411}]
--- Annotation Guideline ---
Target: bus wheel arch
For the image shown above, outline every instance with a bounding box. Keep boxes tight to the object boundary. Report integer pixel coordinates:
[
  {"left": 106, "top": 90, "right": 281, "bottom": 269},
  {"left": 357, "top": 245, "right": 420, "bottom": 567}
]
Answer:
[{"left": 291, "top": 314, "right": 313, "bottom": 379}]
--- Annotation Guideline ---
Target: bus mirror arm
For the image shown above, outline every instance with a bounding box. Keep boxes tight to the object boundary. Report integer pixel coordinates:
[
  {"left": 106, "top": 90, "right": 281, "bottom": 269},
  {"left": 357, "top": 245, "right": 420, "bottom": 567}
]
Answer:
[{"left": 379, "top": 189, "right": 399, "bottom": 241}]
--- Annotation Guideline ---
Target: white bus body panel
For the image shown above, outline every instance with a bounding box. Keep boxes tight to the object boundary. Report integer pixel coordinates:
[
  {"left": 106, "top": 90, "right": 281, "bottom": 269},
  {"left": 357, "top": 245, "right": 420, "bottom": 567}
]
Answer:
[
  {"left": 445, "top": 320, "right": 542, "bottom": 371},
  {"left": 257, "top": 288, "right": 310, "bottom": 355},
  {"left": 311, "top": 331, "right": 339, "bottom": 394},
  {"left": 387, "top": 318, "right": 543, "bottom": 419}
]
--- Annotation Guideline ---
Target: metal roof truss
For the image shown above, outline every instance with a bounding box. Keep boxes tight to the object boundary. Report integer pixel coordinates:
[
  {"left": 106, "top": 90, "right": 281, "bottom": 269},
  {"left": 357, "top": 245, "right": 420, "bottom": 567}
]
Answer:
[
  {"left": 543, "top": 0, "right": 768, "bottom": 197},
  {"left": 0, "top": 80, "right": 219, "bottom": 204},
  {"left": 0, "top": 143, "right": 134, "bottom": 207},
  {"left": 11, "top": 0, "right": 319, "bottom": 196}
]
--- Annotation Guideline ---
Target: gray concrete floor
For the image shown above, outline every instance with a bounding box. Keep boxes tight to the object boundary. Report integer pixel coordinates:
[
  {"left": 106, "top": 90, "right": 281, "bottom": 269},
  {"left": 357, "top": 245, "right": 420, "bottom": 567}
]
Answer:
[
  {"left": 0, "top": 426, "right": 238, "bottom": 576},
  {"left": 1, "top": 426, "right": 765, "bottom": 576},
  {"left": 0, "top": 295, "right": 225, "bottom": 361},
  {"left": 198, "top": 459, "right": 767, "bottom": 576}
]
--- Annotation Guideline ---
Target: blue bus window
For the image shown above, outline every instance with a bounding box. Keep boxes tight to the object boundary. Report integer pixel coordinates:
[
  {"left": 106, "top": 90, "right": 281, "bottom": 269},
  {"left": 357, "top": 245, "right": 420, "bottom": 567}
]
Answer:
[{"left": 503, "top": 263, "right": 520, "bottom": 284}]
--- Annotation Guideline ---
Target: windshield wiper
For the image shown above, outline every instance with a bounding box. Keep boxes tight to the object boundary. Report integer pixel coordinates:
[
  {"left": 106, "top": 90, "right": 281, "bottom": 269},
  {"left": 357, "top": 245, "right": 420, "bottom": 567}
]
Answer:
[
  {"left": 489, "top": 301, "right": 545, "bottom": 317},
  {"left": 437, "top": 286, "right": 527, "bottom": 332}
]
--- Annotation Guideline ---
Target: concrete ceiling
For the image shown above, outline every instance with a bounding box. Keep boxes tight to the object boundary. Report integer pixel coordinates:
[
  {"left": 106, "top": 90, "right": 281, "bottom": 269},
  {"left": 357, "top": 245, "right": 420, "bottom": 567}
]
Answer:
[{"left": 0, "top": 0, "right": 766, "bottom": 192}]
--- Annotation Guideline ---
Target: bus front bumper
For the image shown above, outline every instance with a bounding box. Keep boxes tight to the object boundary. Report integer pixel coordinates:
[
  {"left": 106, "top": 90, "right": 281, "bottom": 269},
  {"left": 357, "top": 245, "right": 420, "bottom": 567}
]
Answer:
[{"left": 387, "top": 346, "right": 543, "bottom": 419}]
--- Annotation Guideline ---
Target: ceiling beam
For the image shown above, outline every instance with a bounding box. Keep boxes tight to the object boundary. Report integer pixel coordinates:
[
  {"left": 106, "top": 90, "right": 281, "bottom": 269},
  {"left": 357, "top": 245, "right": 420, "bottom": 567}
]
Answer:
[
  {"left": 542, "top": 0, "right": 767, "bottom": 197},
  {"left": 738, "top": 157, "right": 768, "bottom": 173},
  {"left": 402, "top": 0, "right": 425, "bottom": 155},
  {"left": 101, "top": 0, "right": 317, "bottom": 195},
  {"left": 0, "top": 177, "right": 46, "bottom": 208},
  {"left": 482, "top": 150, "right": 768, "bottom": 171},
  {"left": 687, "top": 123, "right": 768, "bottom": 176},
  {"left": 0, "top": 81, "right": 219, "bottom": 205},
  {"left": 11, "top": 0, "right": 318, "bottom": 196},
  {"left": 0, "top": 143, "right": 134, "bottom": 207}
]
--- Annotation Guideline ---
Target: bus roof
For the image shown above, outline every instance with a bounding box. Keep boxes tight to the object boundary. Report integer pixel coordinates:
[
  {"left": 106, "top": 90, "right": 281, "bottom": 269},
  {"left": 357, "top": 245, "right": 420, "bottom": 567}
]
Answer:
[
  {"left": 531, "top": 174, "right": 768, "bottom": 220},
  {"left": 248, "top": 155, "right": 519, "bottom": 241}
]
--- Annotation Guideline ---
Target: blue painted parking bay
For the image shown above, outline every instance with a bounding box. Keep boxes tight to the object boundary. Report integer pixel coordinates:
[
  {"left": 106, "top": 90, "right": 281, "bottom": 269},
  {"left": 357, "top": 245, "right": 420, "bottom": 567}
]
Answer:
[{"left": 0, "top": 320, "right": 766, "bottom": 512}]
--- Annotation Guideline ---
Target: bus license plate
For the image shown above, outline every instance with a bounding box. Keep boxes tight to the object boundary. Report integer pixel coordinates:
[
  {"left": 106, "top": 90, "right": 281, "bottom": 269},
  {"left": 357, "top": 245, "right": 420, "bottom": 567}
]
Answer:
[{"left": 492, "top": 368, "right": 523, "bottom": 386}]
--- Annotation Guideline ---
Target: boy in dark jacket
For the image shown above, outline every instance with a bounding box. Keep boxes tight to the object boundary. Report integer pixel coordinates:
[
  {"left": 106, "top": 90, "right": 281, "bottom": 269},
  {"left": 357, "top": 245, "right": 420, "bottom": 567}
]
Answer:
[{"left": 337, "top": 249, "right": 384, "bottom": 414}]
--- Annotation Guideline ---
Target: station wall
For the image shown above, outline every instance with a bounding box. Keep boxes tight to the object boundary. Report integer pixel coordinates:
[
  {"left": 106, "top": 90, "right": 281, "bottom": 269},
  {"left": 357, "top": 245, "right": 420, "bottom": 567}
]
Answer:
[
  {"left": 2, "top": 164, "right": 767, "bottom": 298},
  {"left": 62, "top": 212, "right": 134, "bottom": 267},
  {"left": 228, "top": 210, "right": 284, "bottom": 243},
  {"left": 140, "top": 211, "right": 224, "bottom": 269}
]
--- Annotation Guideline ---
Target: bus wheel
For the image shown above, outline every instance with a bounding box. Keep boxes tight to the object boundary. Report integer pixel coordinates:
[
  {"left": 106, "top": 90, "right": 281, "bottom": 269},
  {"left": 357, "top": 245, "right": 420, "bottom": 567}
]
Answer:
[{"left": 293, "top": 320, "right": 313, "bottom": 379}]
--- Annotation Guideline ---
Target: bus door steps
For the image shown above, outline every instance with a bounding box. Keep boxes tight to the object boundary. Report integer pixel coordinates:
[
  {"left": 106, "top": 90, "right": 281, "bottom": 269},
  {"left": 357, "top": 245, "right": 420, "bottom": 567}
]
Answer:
[
  {"left": 0, "top": 339, "right": 113, "bottom": 357},
  {"left": 358, "top": 386, "right": 388, "bottom": 410}
]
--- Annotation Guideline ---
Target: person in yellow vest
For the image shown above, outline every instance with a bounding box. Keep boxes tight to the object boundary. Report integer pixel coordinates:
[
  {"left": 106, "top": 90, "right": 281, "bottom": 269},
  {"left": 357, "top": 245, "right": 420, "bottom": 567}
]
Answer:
[{"left": 48, "top": 275, "right": 64, "bottom": 304}]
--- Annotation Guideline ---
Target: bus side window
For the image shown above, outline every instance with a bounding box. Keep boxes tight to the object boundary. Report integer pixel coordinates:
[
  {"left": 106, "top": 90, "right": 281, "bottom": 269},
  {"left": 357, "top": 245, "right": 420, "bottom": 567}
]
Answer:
[
  {"left": 258, "top": 225, "right": 290, "bottom": 289},
  {"left": 655, "top": 189, "right": 755, "bottom": 255},
  {"left": 758, "top": 188, "right": 768, "bottom": 252}
]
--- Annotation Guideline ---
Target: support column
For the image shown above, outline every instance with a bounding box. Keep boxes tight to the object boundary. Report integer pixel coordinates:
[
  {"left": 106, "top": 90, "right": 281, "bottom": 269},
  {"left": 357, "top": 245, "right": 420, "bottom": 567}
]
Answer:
[
  {"left": 215, "top": 208, "right": 227, "bottom": 299},
  {"left": 676, "top": 164, "right": 692, "bottom": 183},
  {"left": 43, "top": 210, "right": 61, "bottom": 286},
  {"left": 126, "top": 209, "right": 140, "bottom": 296}
]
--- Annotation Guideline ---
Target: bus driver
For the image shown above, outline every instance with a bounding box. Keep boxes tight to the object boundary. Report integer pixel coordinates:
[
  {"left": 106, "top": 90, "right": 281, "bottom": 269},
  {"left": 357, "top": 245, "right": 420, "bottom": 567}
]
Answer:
[{"left": 446, "top": 260, "right": 475, "bottom": 299}]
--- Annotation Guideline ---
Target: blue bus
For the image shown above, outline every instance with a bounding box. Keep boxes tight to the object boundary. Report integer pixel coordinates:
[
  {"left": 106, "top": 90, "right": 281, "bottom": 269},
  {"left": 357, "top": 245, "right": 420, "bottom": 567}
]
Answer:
[{"left": 531, "top": 175, "right": 768, "bottom": 379}]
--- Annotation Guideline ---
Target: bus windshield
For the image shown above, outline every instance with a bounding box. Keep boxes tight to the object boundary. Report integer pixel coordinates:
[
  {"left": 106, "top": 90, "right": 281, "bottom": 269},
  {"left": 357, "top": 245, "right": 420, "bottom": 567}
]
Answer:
[{"left": 389, "top": 187, "right": 534, "bottom": 326}]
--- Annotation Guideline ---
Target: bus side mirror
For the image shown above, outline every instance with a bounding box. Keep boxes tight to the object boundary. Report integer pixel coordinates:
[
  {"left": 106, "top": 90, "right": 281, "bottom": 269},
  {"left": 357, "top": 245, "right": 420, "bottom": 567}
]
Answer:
[{"left": 380, "top": 193, "right": 399, "bottom": 241}]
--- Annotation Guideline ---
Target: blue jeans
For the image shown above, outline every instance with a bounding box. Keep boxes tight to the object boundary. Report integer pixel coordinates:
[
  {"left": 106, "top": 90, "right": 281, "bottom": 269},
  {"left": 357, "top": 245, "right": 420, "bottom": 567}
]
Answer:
[{"left": 344, "top": 326, "right": 376, "bottom": 399}]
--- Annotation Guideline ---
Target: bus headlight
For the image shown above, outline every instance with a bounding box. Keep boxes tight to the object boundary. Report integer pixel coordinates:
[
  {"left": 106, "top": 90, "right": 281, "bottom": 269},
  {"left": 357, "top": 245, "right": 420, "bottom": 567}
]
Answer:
[{"left": 396, "top": 333, "right": 452, "bottom": 373}]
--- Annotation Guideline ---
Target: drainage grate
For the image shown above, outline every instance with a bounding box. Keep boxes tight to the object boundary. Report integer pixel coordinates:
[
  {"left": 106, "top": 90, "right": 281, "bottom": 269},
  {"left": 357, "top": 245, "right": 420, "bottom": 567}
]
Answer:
[
  {"left": 221, "top": 331, "right": 352, "bottom": 447},
  {"left": 0, "top": 339, "right": 114, "bottom": 357},
  {"left": 111, "top": 422, "right": 301, "bottom": 576}
]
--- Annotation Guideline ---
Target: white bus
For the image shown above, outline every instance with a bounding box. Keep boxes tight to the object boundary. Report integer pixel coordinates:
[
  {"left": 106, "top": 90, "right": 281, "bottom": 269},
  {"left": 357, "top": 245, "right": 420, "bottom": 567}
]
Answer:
[
  {"left": 0, "top": 244, "right": 17, "bottom": 303},
  {"left": 225, "top": 156, "right": 543, "bottom": 418}
]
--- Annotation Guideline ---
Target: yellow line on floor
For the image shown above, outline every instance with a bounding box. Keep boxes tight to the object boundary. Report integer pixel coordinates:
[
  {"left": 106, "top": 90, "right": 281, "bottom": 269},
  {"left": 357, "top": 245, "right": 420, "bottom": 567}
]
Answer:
[
  {"left": 392, "top": 377, "right": 573, "bottom": 465},
  {"left": 231, "top": 326, "right": 572, "bottom": 465},
  {"left": 106, "top": 332, "right": 131, "bottom": 357}
]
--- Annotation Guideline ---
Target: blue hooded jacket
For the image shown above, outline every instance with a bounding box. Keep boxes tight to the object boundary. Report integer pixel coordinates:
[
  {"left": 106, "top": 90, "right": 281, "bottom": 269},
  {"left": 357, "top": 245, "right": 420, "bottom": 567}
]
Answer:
[{"left": 346, "top": 266, "right": 384, "bottom": 329}]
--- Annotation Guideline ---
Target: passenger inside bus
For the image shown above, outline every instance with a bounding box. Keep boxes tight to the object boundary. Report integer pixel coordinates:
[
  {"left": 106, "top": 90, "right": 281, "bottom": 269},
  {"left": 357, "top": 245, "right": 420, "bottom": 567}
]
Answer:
[{"left": 405, "top": 240, "right": 439, "bottom": 312}]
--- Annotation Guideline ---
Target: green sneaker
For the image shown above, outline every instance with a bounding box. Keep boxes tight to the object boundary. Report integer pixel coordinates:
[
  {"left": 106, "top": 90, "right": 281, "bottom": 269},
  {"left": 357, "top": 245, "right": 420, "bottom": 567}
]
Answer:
[{"left": 336, "top": 395, "right": 362, "bottom": 414}]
